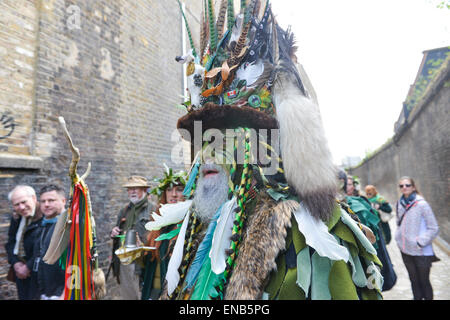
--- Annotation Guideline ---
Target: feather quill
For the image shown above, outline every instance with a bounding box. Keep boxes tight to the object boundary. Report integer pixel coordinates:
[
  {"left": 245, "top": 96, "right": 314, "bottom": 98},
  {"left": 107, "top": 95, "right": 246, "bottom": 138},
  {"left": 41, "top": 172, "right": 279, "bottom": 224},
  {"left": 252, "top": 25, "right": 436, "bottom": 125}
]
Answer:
[
  {"left": 236, "top": 59, "right": 264, "bottom": 87},
  {"left": 200, "top": 1, "right": 208, "bottom": 60},
  {"left": 216, "top": 0, "right": 228, "bottom": 41},
  {"left": 184, "top": 203, "right": 224, "bottom": 289},
  {"left": 244, "top": 0, "right": 257, "bottom": 24},
  {"left": 208, "top": 0, "right": 217, "bottom": 51},
  {"left": 252, "top": 62, "right": 274, "bottom": 88},
  {"left": 229, "top": 20, "right": 250, "bottom": 66},
  {"left": 166, "top": 211, "right": 190, "bottom": 296},
  {"left": 227, "top": 0, "right": 235, "bottom": 31},
  {"left": 210, "top": 196, "right": 238, "bottom": 274},
  {"left": 145, "top": 200, "right": 192, "bottom": 231},
  {"left": 183, "top": 161, "right": 200, "bottom": 197},
  {"left": 190, "top": 256, "right": 224, "bottom": 300},
  {"left": 177, "top": 0, "right": 197, "bottom": 58}
]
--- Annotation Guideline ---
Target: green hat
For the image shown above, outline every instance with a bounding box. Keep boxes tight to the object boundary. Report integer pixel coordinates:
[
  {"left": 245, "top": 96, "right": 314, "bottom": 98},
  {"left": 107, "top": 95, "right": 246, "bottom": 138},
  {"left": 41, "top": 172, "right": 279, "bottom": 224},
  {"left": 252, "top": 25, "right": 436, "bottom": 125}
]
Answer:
[{"left": 150, "top": 164, "right": 187, "bottom": 197}]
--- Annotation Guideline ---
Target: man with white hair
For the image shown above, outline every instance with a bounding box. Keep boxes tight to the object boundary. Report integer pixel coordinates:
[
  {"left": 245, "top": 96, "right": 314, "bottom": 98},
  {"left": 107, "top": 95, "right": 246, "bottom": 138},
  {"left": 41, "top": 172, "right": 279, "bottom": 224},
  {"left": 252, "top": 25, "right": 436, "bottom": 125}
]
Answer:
[
  {"left": 5, "top": 185, "right": 43, "bottom": 300},
  {"left": 109, "top": 175, "right": 154, "bottom": 299}
]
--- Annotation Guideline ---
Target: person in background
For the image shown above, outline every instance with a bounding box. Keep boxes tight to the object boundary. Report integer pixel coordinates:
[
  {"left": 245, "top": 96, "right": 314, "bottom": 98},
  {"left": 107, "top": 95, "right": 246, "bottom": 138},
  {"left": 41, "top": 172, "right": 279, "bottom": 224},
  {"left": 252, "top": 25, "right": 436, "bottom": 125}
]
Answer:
[
  {"left": 108, "top": 175, "right": 154, "bottom": 299},
  {"left": 141, "top": 167, "right": 187, "bottom": 300},
  {"left": 345, "top": 176, "right": 379, "bottom": 245},
  {"left": 345, "top": 176, "right": 397, "bottom": 291},
  {"left": 365, "top": 185, "right": 393, "bottom": 244},
  {"left": 395, "top": 176, "right": 439, "bottom": 300},
  {"left": 5, "top": 185, "right": 43, "bottom": 300},
  {"left": 35, "top": 184, "right": 67, "bottom": 300}
]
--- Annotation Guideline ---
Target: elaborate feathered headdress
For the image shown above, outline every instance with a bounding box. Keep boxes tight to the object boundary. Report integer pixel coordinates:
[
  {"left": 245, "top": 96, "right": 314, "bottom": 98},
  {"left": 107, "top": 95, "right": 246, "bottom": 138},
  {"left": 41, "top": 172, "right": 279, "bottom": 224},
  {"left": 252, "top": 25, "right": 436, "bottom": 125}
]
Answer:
[{"left": 175, "top": 0, "right": 337, "bottom": 220}]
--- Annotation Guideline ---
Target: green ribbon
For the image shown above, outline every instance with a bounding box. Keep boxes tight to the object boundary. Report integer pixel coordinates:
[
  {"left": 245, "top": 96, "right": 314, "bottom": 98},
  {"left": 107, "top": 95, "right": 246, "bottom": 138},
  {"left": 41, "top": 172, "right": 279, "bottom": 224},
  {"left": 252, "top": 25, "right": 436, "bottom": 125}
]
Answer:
[{"left": 155, "top": 224, "right": 182, "bottom": 241}]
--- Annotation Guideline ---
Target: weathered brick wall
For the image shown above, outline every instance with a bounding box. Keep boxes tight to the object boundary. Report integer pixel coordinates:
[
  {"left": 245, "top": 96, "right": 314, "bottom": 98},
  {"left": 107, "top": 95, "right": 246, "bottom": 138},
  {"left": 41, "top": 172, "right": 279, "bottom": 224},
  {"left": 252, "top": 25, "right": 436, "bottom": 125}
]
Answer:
[
  {"left": 0, "top": 0, "right": 204, "bottom": 299},
  {"left": 350, "top": 62, "right": 450, "bottom": 244},
  {"left": 0, "top": 0, "right": 41, "bottom": 299}
]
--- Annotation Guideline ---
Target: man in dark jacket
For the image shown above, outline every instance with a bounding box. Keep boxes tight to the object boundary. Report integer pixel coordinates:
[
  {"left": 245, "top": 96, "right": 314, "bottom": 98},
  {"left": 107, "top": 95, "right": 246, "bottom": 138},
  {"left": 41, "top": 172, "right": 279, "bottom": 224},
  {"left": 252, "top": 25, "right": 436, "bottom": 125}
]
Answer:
[
  {"left": 35, "top": 184, "right": 67, "bottom": 299},
  {"left": 5, "top": 185, "right": 43, "bottom": 300}
]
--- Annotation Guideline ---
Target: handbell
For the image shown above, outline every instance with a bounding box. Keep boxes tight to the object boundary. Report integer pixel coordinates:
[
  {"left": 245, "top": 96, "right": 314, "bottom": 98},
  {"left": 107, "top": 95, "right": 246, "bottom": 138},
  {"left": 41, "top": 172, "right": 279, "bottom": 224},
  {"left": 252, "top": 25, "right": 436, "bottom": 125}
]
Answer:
[{"left": 124, "top": 229, "right": 137, "bottom": 248}]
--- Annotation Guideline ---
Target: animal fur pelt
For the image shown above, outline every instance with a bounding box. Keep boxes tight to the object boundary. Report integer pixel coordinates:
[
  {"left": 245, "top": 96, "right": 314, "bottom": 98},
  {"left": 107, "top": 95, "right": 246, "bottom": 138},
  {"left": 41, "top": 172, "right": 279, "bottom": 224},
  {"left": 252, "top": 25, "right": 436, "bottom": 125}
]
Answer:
[
  {"left": 93, "top": 268, "right": 106, "bottom": 300},
  {"left": 224, "top": 194, "right": 297, "bottom": 299},
  {"left": 273, "top": 69, "right": 337, "bottom": 221},
  {"left": 177, "top": 102, "right": 279, "bottom": 137}
]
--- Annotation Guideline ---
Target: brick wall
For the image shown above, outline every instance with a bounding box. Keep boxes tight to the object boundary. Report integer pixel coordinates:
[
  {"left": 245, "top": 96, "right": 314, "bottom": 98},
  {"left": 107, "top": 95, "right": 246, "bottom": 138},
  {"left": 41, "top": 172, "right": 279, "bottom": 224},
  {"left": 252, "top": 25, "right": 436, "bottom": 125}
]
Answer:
[
  {"left": 350, "top": 61, "right": 450, "bottom": 244},
  {"left": 0, "top": 0, "right": 204, "bottom": 299}
]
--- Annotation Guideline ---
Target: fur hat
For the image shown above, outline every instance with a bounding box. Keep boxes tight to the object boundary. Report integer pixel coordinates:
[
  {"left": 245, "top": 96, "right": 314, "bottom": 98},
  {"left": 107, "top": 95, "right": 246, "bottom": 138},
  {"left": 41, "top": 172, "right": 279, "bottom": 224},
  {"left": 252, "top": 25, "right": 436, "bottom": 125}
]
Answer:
[{"left": 175, "top": 0, "right": 337, "bottom": 220}]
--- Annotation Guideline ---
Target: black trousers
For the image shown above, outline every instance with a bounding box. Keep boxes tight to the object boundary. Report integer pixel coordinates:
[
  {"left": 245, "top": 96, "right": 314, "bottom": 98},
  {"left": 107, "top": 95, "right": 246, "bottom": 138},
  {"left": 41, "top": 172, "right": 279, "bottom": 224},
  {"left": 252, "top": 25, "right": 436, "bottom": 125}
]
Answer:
[{"left": 401, "top": 252, "right": 434, "bottom": 300}]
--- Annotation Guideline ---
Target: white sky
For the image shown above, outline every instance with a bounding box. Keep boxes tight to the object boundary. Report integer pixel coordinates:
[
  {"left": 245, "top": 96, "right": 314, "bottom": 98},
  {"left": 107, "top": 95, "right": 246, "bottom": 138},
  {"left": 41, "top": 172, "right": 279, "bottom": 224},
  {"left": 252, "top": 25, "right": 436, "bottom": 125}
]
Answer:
[{"left": 270, "top": 0, "right": 450, "bottom": 164}]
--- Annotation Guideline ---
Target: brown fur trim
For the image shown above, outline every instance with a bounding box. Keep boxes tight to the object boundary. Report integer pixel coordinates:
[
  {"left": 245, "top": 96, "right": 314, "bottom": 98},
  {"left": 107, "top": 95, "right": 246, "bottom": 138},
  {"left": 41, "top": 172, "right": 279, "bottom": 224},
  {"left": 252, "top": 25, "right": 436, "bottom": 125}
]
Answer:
[
  {"left": 300, "top": 188, "right": 336, "bottom": 222},
  {"left": 224, "top": 195, "right": 298, "bottom": 299},
  {"left": 177, "top": 103, "right": 279, "bottom": 139}
]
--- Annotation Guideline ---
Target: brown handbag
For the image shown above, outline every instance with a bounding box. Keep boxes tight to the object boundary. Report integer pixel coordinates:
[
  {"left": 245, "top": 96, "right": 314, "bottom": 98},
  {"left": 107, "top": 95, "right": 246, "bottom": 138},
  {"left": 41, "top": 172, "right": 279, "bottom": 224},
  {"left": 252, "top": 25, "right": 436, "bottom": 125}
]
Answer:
[{"left": 7, "top": 265, "right": 16, "bottom": 282}]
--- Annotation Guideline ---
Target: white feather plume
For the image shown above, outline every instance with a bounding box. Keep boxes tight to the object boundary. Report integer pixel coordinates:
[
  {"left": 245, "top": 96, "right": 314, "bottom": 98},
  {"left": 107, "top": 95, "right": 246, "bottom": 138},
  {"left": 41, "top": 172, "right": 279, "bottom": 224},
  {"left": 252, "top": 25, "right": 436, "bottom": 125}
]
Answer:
[
  {"left": 209, "top": 196, "right": 238, "bottom": 274},
  {"left": 236, "top": 60, "right": 264, "bottom": 87},
  {"left": 166, "top": 211, "right": 190, "bottom": 296},
  {"left": 145, "top": 200, "right": 192, "bottom": 231}
]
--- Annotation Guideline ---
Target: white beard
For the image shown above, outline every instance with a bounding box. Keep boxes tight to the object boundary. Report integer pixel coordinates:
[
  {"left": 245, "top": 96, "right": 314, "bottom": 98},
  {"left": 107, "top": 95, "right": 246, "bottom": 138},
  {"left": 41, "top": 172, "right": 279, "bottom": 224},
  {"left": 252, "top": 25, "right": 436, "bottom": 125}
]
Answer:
[
  {"left": 193, "top": 164, "right": 229, "bottom": 223},
  {"left": 129, "top": 193, "right": 146, "bottom": 204}
]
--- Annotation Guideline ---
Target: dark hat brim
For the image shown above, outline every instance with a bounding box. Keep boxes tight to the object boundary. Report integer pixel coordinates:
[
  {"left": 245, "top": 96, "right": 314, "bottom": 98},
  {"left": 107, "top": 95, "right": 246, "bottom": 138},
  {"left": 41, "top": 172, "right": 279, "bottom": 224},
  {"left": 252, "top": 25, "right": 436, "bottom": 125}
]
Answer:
[{"left": 177, "top": 102, "right": 279, "bottom": 140}]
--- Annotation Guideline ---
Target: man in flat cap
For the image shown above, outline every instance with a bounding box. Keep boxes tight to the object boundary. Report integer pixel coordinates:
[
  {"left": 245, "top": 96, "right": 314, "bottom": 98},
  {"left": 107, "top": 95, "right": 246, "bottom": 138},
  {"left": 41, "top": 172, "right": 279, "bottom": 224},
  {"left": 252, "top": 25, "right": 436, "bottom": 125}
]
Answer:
[{"left": 109, "top": 175, "right": 154, "bottom": 299}]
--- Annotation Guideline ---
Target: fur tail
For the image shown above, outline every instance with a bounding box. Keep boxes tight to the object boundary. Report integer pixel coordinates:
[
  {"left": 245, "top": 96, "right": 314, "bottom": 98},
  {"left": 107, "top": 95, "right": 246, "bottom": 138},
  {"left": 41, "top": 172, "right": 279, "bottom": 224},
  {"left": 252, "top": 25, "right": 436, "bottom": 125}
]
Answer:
[{"left": 273, "top": 70, "right": 337, "bottom": 221}]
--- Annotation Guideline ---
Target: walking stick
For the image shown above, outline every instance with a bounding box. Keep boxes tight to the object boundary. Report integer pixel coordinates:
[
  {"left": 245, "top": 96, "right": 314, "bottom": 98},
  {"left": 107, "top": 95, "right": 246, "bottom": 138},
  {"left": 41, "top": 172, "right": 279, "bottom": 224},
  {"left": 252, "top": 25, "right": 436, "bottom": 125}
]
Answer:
[{"left": 43, "top": 117, "right": 105, "bottom": 299}]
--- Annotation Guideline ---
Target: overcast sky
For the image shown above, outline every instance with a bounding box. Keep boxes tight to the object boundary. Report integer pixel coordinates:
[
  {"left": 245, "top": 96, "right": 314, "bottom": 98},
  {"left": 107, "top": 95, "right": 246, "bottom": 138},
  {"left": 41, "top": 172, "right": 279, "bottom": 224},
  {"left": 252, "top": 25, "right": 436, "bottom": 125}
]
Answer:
[{"left": 270, "top": 0, "right": 450, "bottom": 164}]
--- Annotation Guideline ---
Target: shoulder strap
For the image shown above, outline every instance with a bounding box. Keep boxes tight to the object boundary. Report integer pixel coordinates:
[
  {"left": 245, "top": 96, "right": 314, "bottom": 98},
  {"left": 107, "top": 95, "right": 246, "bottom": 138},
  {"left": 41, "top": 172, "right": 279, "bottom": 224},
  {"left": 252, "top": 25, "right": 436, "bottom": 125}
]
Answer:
[{"left": 397, "top": 200, "right": 418, "bottom": 226}]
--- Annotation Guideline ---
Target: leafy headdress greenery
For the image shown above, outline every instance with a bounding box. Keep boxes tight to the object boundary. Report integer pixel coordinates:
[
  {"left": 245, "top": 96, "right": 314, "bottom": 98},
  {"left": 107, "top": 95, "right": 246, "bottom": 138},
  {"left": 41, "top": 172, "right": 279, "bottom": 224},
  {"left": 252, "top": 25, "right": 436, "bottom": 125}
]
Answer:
[{"left": 150, "top": 164, "right": 187, "bottom": 198}]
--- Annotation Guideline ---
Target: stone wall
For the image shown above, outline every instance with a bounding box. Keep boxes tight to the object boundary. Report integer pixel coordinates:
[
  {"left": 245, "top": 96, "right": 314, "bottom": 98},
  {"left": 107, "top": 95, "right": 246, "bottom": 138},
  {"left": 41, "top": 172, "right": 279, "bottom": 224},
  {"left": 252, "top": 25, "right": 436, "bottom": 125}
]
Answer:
[
  {"left": 350, "top": 60, "right": 450, "bottom": 245},
  {"left": 0, "top": 0, "right": 203, "bottom": 299}
]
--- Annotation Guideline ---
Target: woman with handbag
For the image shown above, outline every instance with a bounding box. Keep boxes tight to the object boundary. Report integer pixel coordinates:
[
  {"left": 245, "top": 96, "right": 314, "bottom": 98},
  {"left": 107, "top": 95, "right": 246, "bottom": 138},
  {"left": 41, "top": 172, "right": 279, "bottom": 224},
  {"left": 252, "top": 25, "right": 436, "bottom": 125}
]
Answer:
[
  {"left": 395, "top": 176, "right": 440, "bottom": 300},
  {"left": 365, "top": 185, "right": 393, "bottom": 244}
]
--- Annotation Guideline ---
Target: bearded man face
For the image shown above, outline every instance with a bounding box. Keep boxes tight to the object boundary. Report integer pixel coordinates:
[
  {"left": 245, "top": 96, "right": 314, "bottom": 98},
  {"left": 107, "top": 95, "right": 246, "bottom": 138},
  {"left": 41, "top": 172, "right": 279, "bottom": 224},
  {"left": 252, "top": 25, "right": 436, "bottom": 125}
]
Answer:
[{"left": 193, "top": 159, "right": 229, "bottom": 223}]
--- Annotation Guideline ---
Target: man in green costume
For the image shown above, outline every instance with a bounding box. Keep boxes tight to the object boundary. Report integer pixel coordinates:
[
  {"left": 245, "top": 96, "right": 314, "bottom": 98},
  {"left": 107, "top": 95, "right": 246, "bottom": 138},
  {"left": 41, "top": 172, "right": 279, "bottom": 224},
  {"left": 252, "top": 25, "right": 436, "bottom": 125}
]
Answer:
[{"left": 157, "top": 0, "right": 383, "bottom": 300}]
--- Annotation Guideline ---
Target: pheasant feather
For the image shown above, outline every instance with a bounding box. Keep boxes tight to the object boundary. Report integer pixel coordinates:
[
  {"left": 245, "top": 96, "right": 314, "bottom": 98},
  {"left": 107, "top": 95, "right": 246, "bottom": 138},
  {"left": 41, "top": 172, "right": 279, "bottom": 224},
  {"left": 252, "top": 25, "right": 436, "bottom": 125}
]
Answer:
[
  {"left": 227, "top": 0, "right": 235, "bottom": 31},
  {"left": 177, "top": 0, "right": 197, "bottom": 58},
  {"left": 208, "top": 0, "right": 217, "bottom": 51},
  {"left": 216, "top": 0, "right": 228, "bottom": 41}
]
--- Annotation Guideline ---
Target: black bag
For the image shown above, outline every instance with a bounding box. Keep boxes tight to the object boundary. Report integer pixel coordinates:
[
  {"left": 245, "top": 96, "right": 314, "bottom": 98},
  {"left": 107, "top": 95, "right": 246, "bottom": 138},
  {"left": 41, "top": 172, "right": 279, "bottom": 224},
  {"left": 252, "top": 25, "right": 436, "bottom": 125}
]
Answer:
[{"left": 7, "top": 265, "right": 16, "bottom": 282}]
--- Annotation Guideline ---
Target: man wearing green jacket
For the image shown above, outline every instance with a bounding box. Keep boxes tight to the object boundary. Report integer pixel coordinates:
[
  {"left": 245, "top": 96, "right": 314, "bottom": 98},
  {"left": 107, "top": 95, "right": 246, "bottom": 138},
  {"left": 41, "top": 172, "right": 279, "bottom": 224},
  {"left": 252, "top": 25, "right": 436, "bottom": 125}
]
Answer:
[{"left": 109, "top": 175, "right": 153, "bottom": 299}]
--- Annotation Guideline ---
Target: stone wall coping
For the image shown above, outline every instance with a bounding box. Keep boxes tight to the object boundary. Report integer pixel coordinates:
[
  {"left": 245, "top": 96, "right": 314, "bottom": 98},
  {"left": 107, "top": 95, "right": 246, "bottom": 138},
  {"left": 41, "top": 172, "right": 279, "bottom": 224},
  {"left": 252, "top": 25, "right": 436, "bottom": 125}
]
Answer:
[{"left": 0, "top": 153, "right": 43, "bottom": 169}]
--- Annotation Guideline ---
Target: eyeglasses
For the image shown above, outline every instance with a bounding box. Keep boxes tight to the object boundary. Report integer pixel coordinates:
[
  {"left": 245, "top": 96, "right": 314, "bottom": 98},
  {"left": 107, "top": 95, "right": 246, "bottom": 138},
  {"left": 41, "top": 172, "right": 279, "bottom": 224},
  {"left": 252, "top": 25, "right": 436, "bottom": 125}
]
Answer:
[{"left": 399, "top": 184, "right": 412, "bottom": 188}]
